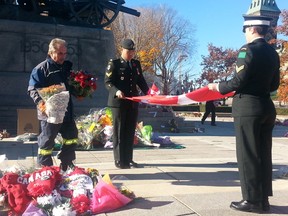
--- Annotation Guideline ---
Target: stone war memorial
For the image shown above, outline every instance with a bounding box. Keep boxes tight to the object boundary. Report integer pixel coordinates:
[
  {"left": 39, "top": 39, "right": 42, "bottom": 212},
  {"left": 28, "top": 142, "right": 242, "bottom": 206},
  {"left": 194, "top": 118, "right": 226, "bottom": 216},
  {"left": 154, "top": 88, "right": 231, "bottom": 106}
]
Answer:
[{"left": 0, "top": 0, "right": 140, "bottom": 135}]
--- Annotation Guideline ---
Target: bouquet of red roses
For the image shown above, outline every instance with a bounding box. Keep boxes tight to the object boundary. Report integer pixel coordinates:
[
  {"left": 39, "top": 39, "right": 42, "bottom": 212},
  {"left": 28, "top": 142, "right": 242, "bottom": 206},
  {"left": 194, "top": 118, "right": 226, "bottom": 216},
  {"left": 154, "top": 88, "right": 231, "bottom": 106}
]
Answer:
[{"left": 69, "top": 70, "right": 97, "bottom": 98}]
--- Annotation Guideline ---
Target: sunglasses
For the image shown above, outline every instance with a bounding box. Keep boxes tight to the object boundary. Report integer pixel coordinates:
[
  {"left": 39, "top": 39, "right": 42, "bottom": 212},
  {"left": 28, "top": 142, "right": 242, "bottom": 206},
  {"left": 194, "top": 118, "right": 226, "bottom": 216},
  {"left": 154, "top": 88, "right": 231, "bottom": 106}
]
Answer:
[{"left": 242, "top": 26, "right": 249, "bottom": 33}]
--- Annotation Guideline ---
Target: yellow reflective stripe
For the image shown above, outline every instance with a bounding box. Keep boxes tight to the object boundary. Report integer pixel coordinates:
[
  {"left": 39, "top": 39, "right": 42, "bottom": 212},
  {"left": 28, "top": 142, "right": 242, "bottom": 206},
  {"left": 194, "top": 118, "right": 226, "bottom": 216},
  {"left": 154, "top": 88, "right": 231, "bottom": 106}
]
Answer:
[
  {"left": 38, "top": 148, "right": 53, "bottom": 156},
  {"left": 62, "top": 138, "right": 78, "bottom": 145}
]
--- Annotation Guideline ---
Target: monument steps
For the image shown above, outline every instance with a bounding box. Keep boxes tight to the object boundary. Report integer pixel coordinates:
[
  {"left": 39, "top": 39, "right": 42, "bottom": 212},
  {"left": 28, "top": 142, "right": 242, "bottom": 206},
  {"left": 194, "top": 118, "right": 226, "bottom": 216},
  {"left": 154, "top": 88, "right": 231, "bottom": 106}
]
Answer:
[{"left": 0, "top": 106, "right": 198, "bottom": 137}]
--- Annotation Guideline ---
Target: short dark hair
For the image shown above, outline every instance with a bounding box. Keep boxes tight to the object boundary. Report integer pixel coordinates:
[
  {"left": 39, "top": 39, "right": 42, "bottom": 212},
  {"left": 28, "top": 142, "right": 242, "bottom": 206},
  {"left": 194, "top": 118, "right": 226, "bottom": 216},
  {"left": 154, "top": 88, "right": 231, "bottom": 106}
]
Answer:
[
  {"left": 253, "top": 25, "right": 269, "bottom": 36},
  {"left": 243, "top": 25, "right": 269, "bottom": 35}
]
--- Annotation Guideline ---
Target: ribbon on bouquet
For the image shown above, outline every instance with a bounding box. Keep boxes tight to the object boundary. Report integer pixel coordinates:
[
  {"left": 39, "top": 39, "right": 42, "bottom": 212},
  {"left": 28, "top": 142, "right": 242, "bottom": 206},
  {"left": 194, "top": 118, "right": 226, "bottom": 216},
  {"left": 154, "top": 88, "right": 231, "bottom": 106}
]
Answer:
[{"left": 126, "top": 86, "right": 234, "bottom": 106}]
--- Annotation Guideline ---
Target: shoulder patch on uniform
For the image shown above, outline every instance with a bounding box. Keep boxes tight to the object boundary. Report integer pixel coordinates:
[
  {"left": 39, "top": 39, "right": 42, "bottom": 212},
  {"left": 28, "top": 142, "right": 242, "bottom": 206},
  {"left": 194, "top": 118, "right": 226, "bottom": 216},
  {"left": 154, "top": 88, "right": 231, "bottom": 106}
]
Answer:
[
  {"left": 236, "top": 65, "right": 245, "bottom": 73},
  {"left": 238, "top": 51, "right": 246, "bottom": 59}
]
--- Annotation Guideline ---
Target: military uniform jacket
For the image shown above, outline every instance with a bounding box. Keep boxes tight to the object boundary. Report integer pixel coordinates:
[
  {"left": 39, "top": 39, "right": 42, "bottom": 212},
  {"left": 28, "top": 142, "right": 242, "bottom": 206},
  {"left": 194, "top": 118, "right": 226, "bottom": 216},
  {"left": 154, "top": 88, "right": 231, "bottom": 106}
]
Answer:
[
  {"left": 219, "top": 38, "right": 280, "bottom": 117},
  {"left": 104, "top": 57, "right": 149, "bottom": 108}
]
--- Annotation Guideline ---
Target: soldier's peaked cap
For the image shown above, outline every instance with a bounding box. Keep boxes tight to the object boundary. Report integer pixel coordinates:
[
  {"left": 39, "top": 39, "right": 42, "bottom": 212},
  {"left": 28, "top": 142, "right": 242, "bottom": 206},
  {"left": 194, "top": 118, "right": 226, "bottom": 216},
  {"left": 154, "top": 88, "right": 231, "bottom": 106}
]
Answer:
[
  {"left": 243, "top": 15, "right": 272, "bottom": 27},
  {"left": 121, "top": 39, "right": 135, "bottom": 50}
]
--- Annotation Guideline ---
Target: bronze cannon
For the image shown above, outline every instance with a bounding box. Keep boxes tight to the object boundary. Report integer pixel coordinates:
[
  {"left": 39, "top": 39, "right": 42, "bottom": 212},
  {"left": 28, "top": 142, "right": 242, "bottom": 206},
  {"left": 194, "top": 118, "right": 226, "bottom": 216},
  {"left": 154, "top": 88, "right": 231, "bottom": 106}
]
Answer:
[{"left": 0, "top": 0, "right": 140, "bottom": 27}]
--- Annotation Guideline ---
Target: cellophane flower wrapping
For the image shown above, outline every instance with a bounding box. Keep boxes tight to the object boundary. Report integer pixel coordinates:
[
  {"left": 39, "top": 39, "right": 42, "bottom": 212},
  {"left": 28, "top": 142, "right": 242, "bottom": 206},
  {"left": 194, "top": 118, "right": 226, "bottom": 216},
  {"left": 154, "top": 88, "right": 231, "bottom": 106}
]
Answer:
[
  {"left": 75, "top": 108, "right": 113, "bottom": 149},
  {"left": 69, "top": 70, "right": 97, "bottom": 98},
  {"left": 22, "top": 201, "right": 47, "bottom": 216},
  {"left": 91, "top": 176, "right": 132, "bottom": 214},
  {"left": 38, "top": 84, "right": 69, "bottom": 124},
  {"left": 73, "top": 107, "right": 163, "bottom": 149}
]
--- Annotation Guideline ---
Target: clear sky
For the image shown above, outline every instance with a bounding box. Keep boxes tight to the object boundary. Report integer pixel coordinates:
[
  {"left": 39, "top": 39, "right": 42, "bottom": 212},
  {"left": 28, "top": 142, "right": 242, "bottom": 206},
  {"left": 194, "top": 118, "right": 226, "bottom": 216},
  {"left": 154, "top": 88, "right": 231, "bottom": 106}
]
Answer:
[{"left": 125, "top": 0, "right": 288, "bottom": 75}]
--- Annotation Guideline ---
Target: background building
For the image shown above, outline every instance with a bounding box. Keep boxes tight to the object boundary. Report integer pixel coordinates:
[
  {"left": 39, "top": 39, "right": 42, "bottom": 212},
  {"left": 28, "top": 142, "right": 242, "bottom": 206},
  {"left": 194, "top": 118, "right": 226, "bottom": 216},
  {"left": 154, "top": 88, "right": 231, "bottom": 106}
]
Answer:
[{"left": 246, "top": 0, "right": 281, "bottom": 41}]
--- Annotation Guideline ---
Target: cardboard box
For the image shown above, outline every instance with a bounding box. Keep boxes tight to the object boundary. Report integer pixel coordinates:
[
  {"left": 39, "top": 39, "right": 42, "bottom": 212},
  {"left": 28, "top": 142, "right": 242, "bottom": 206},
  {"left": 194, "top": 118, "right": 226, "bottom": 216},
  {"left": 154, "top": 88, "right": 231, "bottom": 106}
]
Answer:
[{"left": 17, "top": 109, "right": 39, "bottom": 135}]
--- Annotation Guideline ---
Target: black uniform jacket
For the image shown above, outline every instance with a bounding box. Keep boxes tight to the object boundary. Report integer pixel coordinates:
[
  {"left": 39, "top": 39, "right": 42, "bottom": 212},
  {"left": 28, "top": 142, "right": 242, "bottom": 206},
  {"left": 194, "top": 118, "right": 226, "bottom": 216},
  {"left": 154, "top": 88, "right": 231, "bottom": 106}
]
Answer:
[
  {"left": 104, "top": 57, "right": 149, "bottom": 108},
  {"left": 219, "top": 38, "right": 280, "bottom": 117}
]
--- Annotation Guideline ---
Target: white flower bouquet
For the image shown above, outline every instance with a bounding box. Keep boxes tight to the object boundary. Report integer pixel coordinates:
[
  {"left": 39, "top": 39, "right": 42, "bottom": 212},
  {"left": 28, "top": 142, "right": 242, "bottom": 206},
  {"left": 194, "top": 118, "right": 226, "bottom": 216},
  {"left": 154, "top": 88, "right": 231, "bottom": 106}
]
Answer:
[{"left": 38, "top": 84, "right": 70, "bottom": 124}]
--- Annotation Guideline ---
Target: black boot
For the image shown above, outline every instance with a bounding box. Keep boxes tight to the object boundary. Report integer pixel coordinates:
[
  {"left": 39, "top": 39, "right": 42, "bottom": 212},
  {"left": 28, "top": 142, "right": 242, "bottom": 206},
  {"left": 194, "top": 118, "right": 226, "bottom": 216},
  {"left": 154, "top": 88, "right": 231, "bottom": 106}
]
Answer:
[
  {"left": 60, "top": 163, "right": 68, "bottom": 172},
  {"left": 60, "top": 162, "right": 75, "bottom": 172},
  {"left": 262, "top": 198, "right": 270, "bottom": 211}
]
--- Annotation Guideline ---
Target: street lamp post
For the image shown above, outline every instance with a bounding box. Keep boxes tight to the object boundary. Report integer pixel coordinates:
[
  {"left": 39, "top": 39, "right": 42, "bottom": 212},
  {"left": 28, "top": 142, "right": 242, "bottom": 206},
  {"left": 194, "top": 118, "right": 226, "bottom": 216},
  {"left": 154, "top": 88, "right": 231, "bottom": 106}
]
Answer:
[{"left": 177, "top": 54, "right": 188, "bottom": 94}]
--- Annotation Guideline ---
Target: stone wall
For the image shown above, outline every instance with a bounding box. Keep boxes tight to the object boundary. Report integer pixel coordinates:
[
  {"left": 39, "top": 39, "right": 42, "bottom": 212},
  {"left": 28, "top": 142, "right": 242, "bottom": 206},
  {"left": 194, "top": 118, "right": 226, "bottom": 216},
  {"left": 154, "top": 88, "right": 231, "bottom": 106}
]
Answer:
[{"left": 0, "top": 19, "right": 116, "bottom": 135}]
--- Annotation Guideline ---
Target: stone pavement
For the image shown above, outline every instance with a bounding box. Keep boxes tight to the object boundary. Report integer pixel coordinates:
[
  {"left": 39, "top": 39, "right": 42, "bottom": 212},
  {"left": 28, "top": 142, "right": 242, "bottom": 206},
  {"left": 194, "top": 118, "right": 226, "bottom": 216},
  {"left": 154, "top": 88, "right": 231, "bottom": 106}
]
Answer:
[{"left": 1, "top": 116, "right": 288, "bottom": 216}]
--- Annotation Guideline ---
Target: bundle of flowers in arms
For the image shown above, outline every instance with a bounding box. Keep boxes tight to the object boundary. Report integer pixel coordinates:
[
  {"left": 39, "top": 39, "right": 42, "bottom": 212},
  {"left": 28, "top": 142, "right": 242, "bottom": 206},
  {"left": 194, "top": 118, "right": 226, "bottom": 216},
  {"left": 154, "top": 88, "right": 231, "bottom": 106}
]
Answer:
[
  {"left": 38, "top": 84, "right": 70, "bottom": 124},
  {"left": 0, "top": 164, "right": 134, "bottom": 216},
  {"left": 69, "top": 70, "right": 97, "bottom": 98}
]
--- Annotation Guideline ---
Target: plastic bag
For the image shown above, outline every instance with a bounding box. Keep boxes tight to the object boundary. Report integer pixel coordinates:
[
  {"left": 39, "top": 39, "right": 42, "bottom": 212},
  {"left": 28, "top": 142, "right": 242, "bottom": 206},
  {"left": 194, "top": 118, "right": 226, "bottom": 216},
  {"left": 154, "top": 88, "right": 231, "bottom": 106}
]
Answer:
[
  {"left": 141, "top": 125, "right": 153, "bottom": 141},
  {"left": 91, "top": 179, "right": 131, "bottom": 214}
]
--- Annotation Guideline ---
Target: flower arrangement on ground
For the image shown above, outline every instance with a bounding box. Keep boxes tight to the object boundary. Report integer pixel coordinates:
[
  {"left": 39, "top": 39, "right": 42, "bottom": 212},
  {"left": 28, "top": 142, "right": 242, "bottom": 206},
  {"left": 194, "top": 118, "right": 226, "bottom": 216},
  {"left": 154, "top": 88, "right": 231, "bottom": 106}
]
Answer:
[
  {"left": 75, "top": 108, "right": 113, "bottom": 149},
  {"left": 0, "top": 164, "right": 132, "bottom": 216},
  {"left": 69, "top": 70, "right": 97, "bottom": 98},
  {"left": 54, "top": 106, "right": 183, "bottom": 150}
]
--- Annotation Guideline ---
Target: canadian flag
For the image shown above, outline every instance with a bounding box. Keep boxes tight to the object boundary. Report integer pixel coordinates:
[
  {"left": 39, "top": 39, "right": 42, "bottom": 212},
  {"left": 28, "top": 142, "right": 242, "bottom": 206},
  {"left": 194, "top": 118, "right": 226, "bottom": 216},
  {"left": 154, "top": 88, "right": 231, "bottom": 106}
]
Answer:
[
  {"left": 148, "top": 83, "right": 160, "bottom": 96},
  {"left": 127, "top": 86, "right": 234, "bottom": 106}
]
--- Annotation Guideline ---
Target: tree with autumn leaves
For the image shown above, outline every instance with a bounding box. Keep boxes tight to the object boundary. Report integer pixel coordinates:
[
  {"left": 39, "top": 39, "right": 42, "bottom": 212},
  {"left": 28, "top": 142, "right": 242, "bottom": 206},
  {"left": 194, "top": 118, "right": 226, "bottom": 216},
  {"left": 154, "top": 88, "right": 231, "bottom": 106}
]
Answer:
[
  {"left": 199, "top": 44, "right": 238, "bottom": 86},
  {"left": 275, "top": 10, "right": 288, "bottom": 103},
  {"left": 109, "top": 6, "right": 196, "bottom": 95}
]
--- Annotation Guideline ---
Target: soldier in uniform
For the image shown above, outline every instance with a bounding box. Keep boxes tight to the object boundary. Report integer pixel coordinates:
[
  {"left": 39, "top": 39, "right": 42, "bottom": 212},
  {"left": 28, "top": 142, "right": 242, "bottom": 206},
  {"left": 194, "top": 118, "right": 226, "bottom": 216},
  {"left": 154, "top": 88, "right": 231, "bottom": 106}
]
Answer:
[
  {"left": 28, "top": 38, "right": 78, "bottom": 172},
  {"left": 104, "top": 39, "right": 149, "bottom": 169},
  {"left": 208, "top": 15, "right": 280, "bottom": 213}
]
